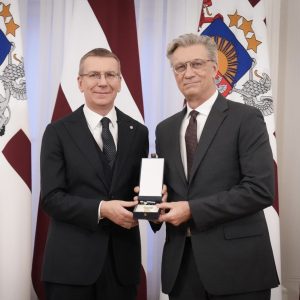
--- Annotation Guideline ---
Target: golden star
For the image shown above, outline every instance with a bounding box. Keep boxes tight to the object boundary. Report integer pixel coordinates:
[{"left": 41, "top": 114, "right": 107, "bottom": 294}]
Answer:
[
  {"left": 5, "top": 17, "right": 20, "bottom": 36},
  {"left": 228, "top": 10, "right": 241, "bottom": 27},
  {"left": 246, "top": 34, "right": 262, "bottom": 53},
  {"left": 239, "top": 18, "right": 254, "bottom": 36},
  {"left": 0, "top": 3, "right": 12, "bottom": 21}
]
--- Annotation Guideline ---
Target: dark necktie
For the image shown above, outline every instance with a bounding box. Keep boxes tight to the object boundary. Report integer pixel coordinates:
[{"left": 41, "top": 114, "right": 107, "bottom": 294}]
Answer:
[
  {"left": 101, "top": 117, "right": 116, "bottom": 168},
  {"left": 185, "top": 110, "right": 199, "bottom": 179}
]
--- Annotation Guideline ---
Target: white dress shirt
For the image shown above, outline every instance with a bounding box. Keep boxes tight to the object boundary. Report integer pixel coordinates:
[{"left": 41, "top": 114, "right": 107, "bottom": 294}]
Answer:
[
  {"left": 180, "top": 90, "right": 218, "bottom": 178},
  {"left": 83, "top": 105, "right": 118, "bottom": 220},
  {"left": 83, "top": 105, "right": 118, "bottom": 151}
]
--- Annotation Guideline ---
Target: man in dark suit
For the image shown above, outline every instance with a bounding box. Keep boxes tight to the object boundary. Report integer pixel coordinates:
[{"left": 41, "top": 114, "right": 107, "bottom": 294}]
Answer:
[
  {"left": 155, "top": 34, "right": 279, "bottom": 300},
  {"left": 40, "top": 48, "right": 148, "bottom": 300}
]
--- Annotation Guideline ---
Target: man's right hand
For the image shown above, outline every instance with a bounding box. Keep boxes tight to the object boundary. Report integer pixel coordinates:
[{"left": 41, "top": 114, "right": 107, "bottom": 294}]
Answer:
[{"left": 100, "top": 200, "right": 138, "bottom": 229}]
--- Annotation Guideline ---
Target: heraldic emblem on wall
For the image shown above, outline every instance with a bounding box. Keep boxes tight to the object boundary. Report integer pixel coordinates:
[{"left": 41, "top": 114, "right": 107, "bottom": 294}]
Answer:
[
  {"left": 199, "top": 0, "right": 273, "bottom": 117},
  {"left": 0, "top": 1, "right": 27, "bottom": 136}
]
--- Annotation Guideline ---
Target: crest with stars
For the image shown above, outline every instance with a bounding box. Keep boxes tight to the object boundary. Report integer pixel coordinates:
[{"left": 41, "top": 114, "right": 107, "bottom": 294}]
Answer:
[
  {"left": 0, "top": 0, "right": 27, "bottom": 136},
  {"left": 199, "top": 0, "right": 273, "bottom": 117}
]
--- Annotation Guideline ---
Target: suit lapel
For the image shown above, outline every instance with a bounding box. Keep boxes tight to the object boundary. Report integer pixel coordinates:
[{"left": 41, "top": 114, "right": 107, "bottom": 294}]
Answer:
[
  {"left": 110, "top": 108, "right": 136, "bottom": 190},
  {"left": 64, "top": 106, "right": 110, "bottom": 191},
  {"left": 171, "top": 109, "right": 188, "bottom": 188},
  {"left": 189, "top": 94, "right": 229, "bottom": 182}
]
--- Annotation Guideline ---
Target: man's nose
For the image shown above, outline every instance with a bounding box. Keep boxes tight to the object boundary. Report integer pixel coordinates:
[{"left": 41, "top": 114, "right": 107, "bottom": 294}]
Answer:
[
  {"left": 96, "top": 75, "right": 108, "bottom": 85},
  {"left": 184, "top": 63, "right": 195, "bottom": 77}
]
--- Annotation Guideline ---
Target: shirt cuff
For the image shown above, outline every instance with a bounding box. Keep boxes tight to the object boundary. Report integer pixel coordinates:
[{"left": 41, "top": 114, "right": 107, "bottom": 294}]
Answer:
[{"left": 98, "top": 200, "right": 104, "bottom": 222}]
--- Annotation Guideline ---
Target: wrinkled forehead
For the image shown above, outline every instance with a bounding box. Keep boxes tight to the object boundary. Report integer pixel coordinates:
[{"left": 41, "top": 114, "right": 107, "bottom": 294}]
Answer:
[{"left": 170, "top": 44, "right": 209, "bottom": 65}]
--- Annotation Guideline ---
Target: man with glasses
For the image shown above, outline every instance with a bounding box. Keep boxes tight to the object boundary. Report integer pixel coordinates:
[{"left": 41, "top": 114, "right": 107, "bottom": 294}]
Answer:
[
  {"left": 154, "top": 34, "right": 279, "bottom": 299},
  {"left": 40, "top": 48, "right": 148, "bottom": 300}
]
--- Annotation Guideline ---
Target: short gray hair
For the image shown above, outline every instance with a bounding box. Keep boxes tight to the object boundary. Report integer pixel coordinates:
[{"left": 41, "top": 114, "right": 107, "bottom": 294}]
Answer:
[
  {"left": 79, "top": 48, "right": 121, "bottom": 74},
  {"left": 166, "top": 33, "right": 218, "bottom": 63}
]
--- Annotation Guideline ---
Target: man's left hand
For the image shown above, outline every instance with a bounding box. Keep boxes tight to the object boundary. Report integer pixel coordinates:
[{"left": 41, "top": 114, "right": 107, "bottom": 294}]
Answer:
[{"left": 157, "top": 201, "right": 191, "bottom": 226}]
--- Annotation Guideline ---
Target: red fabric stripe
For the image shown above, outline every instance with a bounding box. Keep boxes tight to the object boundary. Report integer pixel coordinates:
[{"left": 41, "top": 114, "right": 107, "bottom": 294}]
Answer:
[
  {"left": 2, "top": 129, "right": 31, "bottom": 190},
  {"left": 137, "top": 266, "right": 147, "bottom": 300},
  {"left": 32, "top": 86, "right": 72, "bottom": 300},
  {"left": 248, "top": 0, "right": 260, "bottom": 7},
  {"left": 88, "top": 0, "right": 144, "bottom": 117},
  {"left": 52, "top": 86, "right": 72, "bottom": 121},
  {"left": 31, "top": 201, "right": 49, "bottom": 300}
]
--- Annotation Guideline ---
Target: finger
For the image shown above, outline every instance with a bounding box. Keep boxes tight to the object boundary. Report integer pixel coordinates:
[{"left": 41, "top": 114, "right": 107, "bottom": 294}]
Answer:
[
  {"left": 134, "top": 186, "right": 140, "bottom": 193},
  {"left": 157, "top": 202, "right": 172, "bottom": 209},
  {"left": 132, "top": 220, "right": 138, "bottom": 227},
  {"left": 124, "top": 224, "right": 131, "bottom": 229},
  {"left": 125, "top": 220, "right": 137, "bottom": 229},
  {"left": 162, "top": 193, "right": 168, "bottom": 203},
  {"left": 162, "top": 184, "right": 167, "bottom": 193},
  {"left": 158, "top": 213, "right": 168, "bottom": 223},
  {"left": 122, "top": 200, "right": 139, "bottom": 207}
]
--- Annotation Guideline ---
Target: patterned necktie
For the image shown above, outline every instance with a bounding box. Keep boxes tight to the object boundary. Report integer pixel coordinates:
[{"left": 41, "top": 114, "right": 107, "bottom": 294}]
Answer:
[
  {"left": 185, "top": 110, "right": 199, "bottom": 179},
  {"left": 101, "top": 117, "right": 116, "bottom": 168}
]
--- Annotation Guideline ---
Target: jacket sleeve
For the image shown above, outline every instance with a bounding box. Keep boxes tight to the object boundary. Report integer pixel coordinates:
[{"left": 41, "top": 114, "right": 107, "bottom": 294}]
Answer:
[
  {"left": 189, "top": 108, "right": 275, "bottom": 231},
  {"left": 40, "top": 123, "right": 100, "bottom": 232}
]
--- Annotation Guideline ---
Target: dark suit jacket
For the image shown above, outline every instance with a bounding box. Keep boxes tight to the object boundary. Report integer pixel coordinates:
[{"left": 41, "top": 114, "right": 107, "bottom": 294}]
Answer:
[
  {"left": 155, "top": 94, "right": 279, "bottom": 295},
  {"left": 40, "top": 105, "right": 148, "bottom": 286}
]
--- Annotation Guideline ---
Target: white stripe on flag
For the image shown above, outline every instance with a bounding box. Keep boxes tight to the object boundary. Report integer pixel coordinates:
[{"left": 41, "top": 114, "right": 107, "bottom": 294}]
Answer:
[
  {"left": 60, "top": 0, "right": 144, "bottom": 124},
  {"left": 0, "top": 1, "right": 31, "bottom": 299}
]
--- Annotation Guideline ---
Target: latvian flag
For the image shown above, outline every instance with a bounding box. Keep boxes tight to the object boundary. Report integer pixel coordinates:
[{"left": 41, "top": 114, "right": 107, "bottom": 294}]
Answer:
[
  {"left": 199, "top": 1, "right": 281, "bottom": 299},
  {"left": 0, "top": 1, "right": 31, "bottom": 299},
  {"left": 32, "top": 1, "right": 147, "bottom": 299}
]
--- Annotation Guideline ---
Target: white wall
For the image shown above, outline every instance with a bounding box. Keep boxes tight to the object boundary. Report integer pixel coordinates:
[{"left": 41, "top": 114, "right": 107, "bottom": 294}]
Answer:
[{"left": 276, "top": 0, "right": 300, "bottom": 299}]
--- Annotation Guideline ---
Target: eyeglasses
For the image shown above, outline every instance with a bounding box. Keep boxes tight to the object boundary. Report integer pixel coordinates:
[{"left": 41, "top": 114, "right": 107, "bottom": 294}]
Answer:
[
  {"left": 79, "top": 71, "right": 120, "bottom": 82},
  {"left": 172, "top": 59, "right": 215, "bottom": 75}
]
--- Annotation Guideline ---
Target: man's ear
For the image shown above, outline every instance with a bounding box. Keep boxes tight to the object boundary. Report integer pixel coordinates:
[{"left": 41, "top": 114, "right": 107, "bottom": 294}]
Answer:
[
  {"left": 77, "top": 76, "right": 83, "bottom": 92},
  {"left": 117, "top": 76, "right": 122, "bottom": 92},
  {"left": 212, "top": 62, "right": 218, "bottom": 78}
]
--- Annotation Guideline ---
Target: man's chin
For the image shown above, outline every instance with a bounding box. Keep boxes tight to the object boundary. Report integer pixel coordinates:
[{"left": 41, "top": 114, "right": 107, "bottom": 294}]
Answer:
[
  {"left": 93, "top": 96, "right": 113, "bottom": 102},
  {"left": 183, "top": 88, "right": 199, "bottom": 98},
  {"left": 183, "top": 84, "right": 199, "bottom": 92}
]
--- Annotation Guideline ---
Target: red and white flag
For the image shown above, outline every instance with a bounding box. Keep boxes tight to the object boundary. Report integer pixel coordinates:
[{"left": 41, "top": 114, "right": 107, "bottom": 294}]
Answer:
[
  {"left": 31, "top": 1, "right": 147, "bottom": 299},
  {"left": 199, "top": 1, "right": 281, "bottom": 299},
  {"left": 0, "top": 1, "right": 31, "bottom": 299}
]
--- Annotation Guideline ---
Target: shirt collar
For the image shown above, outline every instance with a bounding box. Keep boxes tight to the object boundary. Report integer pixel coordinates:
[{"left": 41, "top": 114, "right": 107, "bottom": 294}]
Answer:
[
  {"left": 185, "top": 90, "right": 218, "bottom": 118},
  {"left": 83, "top": 105, "right": 117, "bottom": 129}
]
